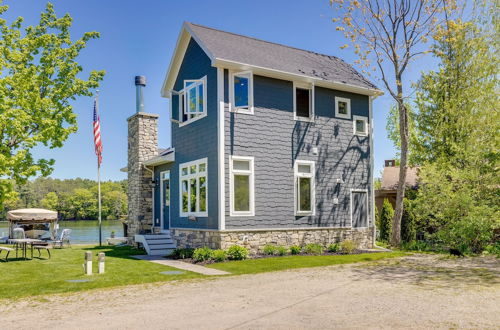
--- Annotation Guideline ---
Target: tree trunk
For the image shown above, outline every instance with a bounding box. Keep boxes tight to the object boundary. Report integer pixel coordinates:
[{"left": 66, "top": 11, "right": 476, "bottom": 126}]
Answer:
[{"left": 391, "top": 91, "right": 409, "bottom": 247}]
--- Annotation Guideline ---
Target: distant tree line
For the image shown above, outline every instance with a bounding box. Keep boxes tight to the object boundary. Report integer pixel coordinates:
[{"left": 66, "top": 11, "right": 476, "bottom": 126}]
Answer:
[{"left": 0, "top": 177, "right": 127, "bottom": 221}]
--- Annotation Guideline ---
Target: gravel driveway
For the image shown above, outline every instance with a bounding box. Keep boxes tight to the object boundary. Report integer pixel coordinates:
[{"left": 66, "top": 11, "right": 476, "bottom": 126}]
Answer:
[{"left": 1, "top": 254, "right": 499, "bottom": 329}]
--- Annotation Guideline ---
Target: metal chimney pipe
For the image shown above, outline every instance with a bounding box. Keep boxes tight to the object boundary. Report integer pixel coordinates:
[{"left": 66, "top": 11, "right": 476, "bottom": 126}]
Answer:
[{"left": 135, "top": 76, "right": 146, "bottom": 113}]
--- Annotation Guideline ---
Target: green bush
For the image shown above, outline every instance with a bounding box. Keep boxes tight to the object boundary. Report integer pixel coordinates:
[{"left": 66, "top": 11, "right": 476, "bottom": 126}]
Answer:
[
  {"left": 276, "top": 246, "right": 288, "bottom": 256},
  {"left": 171, "top": 248, "right": 194, "bottom": 259},
  {"left": 484, "top": 242, "right": 500, "bottom": 257},
  {"left": 401, "top": 198, "right": 416, "bottom": 243},
  {"left": 340, "top": 240, "right": 357, "bottom": 254},
  {"left": 290, "top": 245, "right": 301, "bottom": 255},
  {"left": 263, "top": 244, "right": 278, "bottom": 255},
  {"left": 212, "top": 249, "right": 227, "bottom": 262},
  {"left": 303, "top": 243, "right": 324, "bottom": 255},
  {"left": 226, "top": 245, "right": 249, "bottom": 260},
  {"left": 379, "top": 199, "right": 394, "bottom": 242},
  {"left": 192, "top": 247, "right": 214, "bottom": 262},
  {"left": 401, "top": 240, "right": 432, "bottom": 252},
  {"left": 327, "top": 243, "right": 339, "bottom": 253}
]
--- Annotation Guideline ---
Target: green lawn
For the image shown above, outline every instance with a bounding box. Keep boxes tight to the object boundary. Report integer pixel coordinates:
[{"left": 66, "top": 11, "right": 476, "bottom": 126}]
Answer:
[
  {"left": 208, "top": 252, "right": 407, "bottom": 275},
  {"left": 0, "top": 244, "right": 405, "bottom": 300},
  {"left": 0, "top": 245, "right": 203, "bottom": 300}
]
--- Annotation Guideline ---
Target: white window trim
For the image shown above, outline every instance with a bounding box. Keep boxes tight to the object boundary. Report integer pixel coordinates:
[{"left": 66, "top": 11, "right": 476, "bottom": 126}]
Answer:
[
  {"left": 229, "top": 156, "right": 255, "bottom": 216},
  {"left": 179, "top": 157, "right": 208, "bottom": 217},
  {"left": 178, "top": 75, "right": 208, "bottom": 127},
  {"left": 293, "top": 82, "right": 315, "bottom": 122},
  {"left": 294, "top": 160, "right": 315, "bottom": 216},
  {"left": 229, "top": 71, "right": 254, "bottom": 115},
  {"left": 353, "top": 115, "right": 369, "bottom": 136},
  {"left": 350, "top": 189, "right": 369, "bottom": 229},
  {"left": 335, "top": 96, "right": 351, "bottom": 119}
]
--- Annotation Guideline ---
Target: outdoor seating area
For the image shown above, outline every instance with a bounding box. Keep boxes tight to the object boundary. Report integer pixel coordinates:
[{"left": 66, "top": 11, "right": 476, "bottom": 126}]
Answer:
[{"left": 1, "top": 208, "right": 71, "bottom": 262}]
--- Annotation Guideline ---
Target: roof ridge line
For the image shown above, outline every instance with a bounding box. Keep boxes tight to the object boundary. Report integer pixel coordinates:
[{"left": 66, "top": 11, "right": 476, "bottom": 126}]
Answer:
[{"left": 187, "top": 22, "right": 344, "bottom": 62}]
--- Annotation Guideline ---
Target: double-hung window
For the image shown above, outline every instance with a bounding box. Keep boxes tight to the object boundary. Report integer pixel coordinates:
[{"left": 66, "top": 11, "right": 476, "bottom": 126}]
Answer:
[
  {"left": 171, "top": 76, "right": 207, "bottom": 126},
  {"left": 294, "top": 160, "right": 315, "bottom": 216},
  {"left": 293, "top": 82, "right": 314, "bottom": 121},
  {"left": 230, "top": 156, "right": 254, "bottom": 216},
  {"left": 353, "top": 115, "right": 368, "bottom": 136},
  {"left": 179, "top": 158, "right": 207, "bottom": 217},
  {"left": 230, "top": 71, "right": 253, "bottom": 114}
]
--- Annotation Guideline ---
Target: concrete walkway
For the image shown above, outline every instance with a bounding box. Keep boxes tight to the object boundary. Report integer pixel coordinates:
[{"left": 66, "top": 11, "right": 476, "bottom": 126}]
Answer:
[{"left": 132, "top": 255, "right": 230, "bottom": 275}]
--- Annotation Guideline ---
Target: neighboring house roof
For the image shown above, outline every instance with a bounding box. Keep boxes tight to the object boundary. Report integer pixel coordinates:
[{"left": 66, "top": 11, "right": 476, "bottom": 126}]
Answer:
[
  {"left": 162, "top": 22, "right": 383, "bottom": 97},
  {"left": 381, "top": 166, "right": 419, "bottom": 190}
]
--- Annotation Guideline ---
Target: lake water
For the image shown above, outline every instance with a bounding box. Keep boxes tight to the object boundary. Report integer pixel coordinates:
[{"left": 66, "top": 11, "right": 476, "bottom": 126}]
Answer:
[{"left": 0, "top": 220, "right": 124, "bottom": 244}]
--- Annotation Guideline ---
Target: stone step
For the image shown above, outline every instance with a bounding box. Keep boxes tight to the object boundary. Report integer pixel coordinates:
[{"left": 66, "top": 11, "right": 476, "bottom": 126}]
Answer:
[{"left": 145, "top": 239, "right": 174, "bottom": 245}]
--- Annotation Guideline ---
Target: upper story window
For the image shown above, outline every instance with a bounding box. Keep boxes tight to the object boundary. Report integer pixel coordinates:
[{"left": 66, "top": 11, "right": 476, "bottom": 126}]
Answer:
[
  {"left": 230, "top": 71, "right": 254, "bottom": 114},
  {"left": 294, "top": 160, "right": 315, "bottom": 216},
  {"left": 353, "top": 115, "right": 368, "bottom": 136},
  {"left": 335, "top": 96, "right": 351, "bottom": 119},
  {"left": 179, "top": 158, "right": 207, "bottom": 217},
  {"left": 172, "top": 76, "right": 207, "bottom": 126},
  {"left": 230, "top": 156, "right": 255, "bottom": 216},
  {"left": 293, "top": 82, "right": 314, "bottom": 121}
]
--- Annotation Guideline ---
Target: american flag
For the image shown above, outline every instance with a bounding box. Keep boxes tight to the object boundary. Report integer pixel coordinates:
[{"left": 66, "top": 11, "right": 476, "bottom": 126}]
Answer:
[{"left": 93, "top": 97, "right": 103, "bottom": 167}]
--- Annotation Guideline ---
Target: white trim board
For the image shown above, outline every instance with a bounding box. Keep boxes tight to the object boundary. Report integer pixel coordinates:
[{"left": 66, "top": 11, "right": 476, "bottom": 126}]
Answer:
[{"left": 217, "top": 67, "right": 225, "bottom": 230}]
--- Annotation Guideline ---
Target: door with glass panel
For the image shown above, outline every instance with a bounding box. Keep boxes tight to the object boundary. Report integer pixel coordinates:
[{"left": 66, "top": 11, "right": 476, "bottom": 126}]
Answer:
[{"left": 160, "top": 171, "right": 170, "bottom": 229}]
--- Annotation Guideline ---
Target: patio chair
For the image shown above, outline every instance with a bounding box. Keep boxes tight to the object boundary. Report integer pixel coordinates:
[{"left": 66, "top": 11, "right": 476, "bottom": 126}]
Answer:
[
  {"left": 51, "top": 229, "right": 72, "bottom": 248},
  {"left": 12, "top": 227, "right": 26, "bottom": 239}
]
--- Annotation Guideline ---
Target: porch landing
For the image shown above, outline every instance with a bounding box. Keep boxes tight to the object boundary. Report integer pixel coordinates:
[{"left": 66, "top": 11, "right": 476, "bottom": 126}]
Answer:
[{"left": 132, "top": 255, "right": 230, "bottom": 276}]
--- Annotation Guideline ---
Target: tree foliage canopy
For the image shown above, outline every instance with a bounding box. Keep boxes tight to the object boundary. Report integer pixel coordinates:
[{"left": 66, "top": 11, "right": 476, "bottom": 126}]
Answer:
[{"left": 0, "top": 3, "right": 104, "bottom": 203}]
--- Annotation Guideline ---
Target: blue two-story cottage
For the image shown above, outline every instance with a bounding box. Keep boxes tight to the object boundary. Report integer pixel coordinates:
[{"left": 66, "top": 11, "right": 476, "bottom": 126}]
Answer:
[{"left": 126, "top": 23, "right": 382, "bottom": 255}]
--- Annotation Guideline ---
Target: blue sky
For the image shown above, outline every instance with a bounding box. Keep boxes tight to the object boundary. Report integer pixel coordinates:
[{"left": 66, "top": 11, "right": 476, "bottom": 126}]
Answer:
[{"left": 4, "top": 0, "right": 437, "bottom": 181}]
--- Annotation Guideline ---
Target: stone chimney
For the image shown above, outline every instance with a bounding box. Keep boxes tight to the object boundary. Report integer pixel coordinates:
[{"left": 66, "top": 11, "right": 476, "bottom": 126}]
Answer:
[{"left": 127, "top": 76, "right": 158, "bottom": 237}]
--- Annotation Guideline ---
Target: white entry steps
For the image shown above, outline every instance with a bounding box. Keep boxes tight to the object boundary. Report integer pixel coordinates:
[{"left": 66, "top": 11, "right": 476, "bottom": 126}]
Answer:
[{"left": 134, "top": 232, "right": 176, "bottom": 256}]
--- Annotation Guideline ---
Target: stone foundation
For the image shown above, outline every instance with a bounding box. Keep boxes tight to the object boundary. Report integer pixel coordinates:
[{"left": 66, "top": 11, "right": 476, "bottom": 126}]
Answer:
[{"left": 170, "top": 227, "right": 374, "bottom": 254}]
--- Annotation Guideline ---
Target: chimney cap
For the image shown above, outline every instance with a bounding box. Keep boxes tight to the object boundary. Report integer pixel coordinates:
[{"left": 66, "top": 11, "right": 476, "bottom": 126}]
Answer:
[{"left": 135, "top": 75, "right": 146, "bottom": 86}]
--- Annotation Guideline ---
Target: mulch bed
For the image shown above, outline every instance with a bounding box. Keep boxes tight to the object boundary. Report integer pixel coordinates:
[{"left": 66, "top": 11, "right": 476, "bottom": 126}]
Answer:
[{"left": 170, "top": 249, "right": 381, "bottom": 266}]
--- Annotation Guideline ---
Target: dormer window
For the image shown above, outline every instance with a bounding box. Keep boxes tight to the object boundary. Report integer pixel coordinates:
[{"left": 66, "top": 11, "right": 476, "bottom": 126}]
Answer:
[
  {"left": 230, "top": 71, "right": 253, "bottom": 114},
  {"left": 170, "top": 76, "right": 207, "bottom": 126},
  {"left": 335, "top": 96, "right": 351, "bottom": 119},
  {"left": 293, "top": 82, "right": 314, "bottom": 121}
]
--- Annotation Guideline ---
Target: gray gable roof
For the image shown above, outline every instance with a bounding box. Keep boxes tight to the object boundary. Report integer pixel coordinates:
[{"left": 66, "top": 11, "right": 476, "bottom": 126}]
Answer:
[{"left": 187, "top": 22, "right": 378, "bottom": 91}]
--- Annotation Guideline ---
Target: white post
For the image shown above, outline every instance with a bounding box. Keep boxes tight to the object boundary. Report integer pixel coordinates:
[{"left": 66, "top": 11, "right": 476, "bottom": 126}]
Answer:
[
  {"left": 98, "top": 252, "right": 105, "bottom": 274},
  {"left": 85, "top": 251, "right": 92, "bottom": 275}
]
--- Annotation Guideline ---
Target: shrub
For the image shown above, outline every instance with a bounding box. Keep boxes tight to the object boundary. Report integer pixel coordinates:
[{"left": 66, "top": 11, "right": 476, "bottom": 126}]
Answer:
[
  {"left": 192, "top": 247, "right": 214, "bottom": 262},
  {"left": 401, "top": 240, "right": 432, "bottom": 252},
  {"left": 226, "top": 245, "right": 249, "bottom": 260},
  {"left": 276, "top": 246, "right": 288, "bottom": 256},
  {"left": 327, "top": 243, "right": 339, "bottom": 253},
  {"left": 379, "top": 199, "right": 394, "bottom": 242},
  {"left": 303, "top": 243, "right": 324, "bottom": 255},
  {"left": 212, "top": 249, "right": 227, "bottom": 262},
  {"left": 171, "top": 248, "right": 194, "bottom": 259},
  {"left": 340, "top": 240, "right": 357, "bottom": 254},
  {"left": 290, "top": 245, "right": 301, "bottom": 255},
  {"left": 263, "top": 244, "right": 278, "bottom": 255},
  {"left": 401, "top": 198, "right": 416, "bottom": 243}
]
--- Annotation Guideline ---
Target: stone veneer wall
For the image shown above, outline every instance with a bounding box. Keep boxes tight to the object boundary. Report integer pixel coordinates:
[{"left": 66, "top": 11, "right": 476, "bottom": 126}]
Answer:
[
  {"left": 170, "top": 227, "right": 374, "bottom": 254},
  {"left": 127, "top": 112, "right": 158, "bottom": 236}
]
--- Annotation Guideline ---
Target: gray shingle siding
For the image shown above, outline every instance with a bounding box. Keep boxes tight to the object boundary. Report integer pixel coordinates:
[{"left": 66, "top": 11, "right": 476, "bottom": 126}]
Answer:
[
  {"left": 170, "top": 38, "right": 219, "bottom": 229},
  {"left": 224, "top": 74, "right": 372, "bottom": 229}
]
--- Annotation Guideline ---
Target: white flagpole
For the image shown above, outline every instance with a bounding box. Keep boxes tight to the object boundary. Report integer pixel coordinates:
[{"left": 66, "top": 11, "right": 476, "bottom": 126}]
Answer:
[{"left": 96, "top": 90, "right": 102, "bottom": 247}]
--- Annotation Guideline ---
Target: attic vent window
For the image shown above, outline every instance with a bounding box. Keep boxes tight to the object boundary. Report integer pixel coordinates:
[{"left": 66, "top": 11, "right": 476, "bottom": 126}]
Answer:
[
  {"left": 293, "top": 82, "right": 314, "bottom": 122},
  {"left": 335, "top": 96, "right": 351, "bottom": 119},
  {"left": 230, "top": 71, "right": 254, "bottom": 114}
]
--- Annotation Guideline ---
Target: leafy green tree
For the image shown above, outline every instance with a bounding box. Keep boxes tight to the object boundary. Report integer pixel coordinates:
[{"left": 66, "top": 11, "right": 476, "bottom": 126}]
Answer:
[
  {"left": 102, "top": 190, "right": 127, "bottom": 220},
  {"left": 379, "top": 199, "right": 393, "bottom": 242},
  {"left": 40, "top": 191, "right": 58, "bottom": 211},
  {"left": 401, "top": 198, "right": 416, "bottom": 243},
  {"left": 412, "top": 1, "right": 500, "bottom": 252},
  {"left": 68, "top": 188, "right": 97, "bottom": 220},
  {"left": 0, "top": 3, "right": 104, "bottom": 203}
]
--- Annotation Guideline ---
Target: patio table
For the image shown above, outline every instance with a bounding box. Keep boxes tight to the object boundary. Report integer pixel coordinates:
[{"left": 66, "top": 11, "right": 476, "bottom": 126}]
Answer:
[{"left": 8, "top": 238, "right": 44, "bottom": 260}]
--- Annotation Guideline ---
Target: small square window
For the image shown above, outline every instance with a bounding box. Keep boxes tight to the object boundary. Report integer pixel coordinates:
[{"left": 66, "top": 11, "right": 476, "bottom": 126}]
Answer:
[
  {"left": 353, "top": 115, "right": 368, "bottom": 136},
  {"left": 335, "top": 97, "right": 351, "bottom": 119}
]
